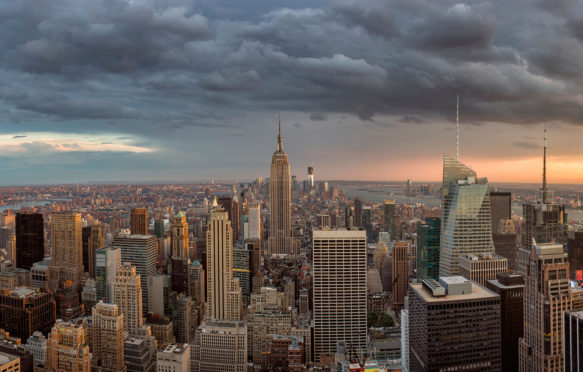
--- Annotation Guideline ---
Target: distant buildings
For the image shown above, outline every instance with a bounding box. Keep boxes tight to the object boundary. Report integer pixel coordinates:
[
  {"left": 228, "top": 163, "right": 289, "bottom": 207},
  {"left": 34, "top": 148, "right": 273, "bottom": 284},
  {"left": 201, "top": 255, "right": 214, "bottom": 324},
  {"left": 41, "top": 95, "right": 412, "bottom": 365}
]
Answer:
[
  {"left": 408, "top": 277, "right": 501, "bottom": 371},
  {"left": 313, "top": 228, "right": 367, "bottom": 361},
  {"left": 383, "top": 200, "right": 396, "bottom": 240}
]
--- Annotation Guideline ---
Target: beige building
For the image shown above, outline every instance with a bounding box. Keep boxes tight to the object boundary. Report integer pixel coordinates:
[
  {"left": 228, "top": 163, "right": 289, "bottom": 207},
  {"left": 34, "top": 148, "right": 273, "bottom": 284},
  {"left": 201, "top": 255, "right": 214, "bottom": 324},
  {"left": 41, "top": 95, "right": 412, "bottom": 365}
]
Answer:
[
  {"left": 113, "top": 263, "right": 143, "bottom": 335},
  {"left": 172, "top": 212, "right": 189, "bottom": 258},
  {"left": 313, "top": 228, "right": 367, "bottom": 362},
  {"left": 190, "top": 320, "right": 247, "bottom": 372},
  {"left": 48, "top": 212, "right": 84, "bottom": 291},
  {"left": 458, "top": 253, "right": 508, "bottom": 285},
  {"left": 47, "top": 319, "right": 91, "bottom": 372},
  {"left": 519, "top": 242, "right": 572, "bottom": 372},
  {"left": 91, "top": 302, "right": 126, "bottom": 372},
  {"left": 206, "top": 209, "right": 242, "bottom": 321},
  {"left": 0, "top": 352, "right": 19, "bottom": 372},
  {"left": 156, "top": 344, "right": 189, "bottom": 372},
  {"left": 268, "top": 122, "right": 294, "bottom": 255}
]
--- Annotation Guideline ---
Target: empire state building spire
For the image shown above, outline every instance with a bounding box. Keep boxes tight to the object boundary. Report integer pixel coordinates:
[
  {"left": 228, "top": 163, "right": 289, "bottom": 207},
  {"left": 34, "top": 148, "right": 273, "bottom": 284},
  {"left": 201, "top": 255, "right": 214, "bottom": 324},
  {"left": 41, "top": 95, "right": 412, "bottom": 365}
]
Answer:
[
  {"left": 277, "top": 114, "right": 283, "bottom": 152},
  {"left": 542, "top": 127, "right": 549, "bottom": 204}
]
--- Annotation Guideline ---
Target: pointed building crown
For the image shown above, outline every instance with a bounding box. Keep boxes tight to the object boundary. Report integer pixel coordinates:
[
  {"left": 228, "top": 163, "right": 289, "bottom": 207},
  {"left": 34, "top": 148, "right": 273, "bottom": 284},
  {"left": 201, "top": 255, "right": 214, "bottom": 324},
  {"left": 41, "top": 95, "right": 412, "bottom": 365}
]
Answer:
[{"left": 276, "top": 114, "right": 283, "bottom": 152}]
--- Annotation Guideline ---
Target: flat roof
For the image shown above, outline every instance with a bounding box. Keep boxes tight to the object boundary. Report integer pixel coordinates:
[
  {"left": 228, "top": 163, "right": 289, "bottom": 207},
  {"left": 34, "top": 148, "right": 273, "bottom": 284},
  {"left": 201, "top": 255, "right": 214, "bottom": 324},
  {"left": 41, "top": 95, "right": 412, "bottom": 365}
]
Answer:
[{"left": 410, "top": 282, "right": 499, "bottom": 303}]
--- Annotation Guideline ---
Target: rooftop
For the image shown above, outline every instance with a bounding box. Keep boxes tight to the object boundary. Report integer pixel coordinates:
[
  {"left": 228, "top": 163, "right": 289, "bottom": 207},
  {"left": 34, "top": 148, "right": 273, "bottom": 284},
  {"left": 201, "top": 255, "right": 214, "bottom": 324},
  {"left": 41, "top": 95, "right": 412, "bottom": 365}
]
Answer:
[{"left": 410, "top": 281, "right": 499, "bottom": 303}]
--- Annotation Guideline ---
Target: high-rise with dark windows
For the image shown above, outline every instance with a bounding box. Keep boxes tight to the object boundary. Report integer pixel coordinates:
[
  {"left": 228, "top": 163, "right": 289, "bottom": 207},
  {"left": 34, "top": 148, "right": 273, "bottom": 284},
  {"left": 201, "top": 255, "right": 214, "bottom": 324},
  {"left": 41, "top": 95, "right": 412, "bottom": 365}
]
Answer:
[
  {"left": 15, "top": 212, "right": 44, "bottom": 270},
  {"left": 417, "top": 217, "right": 440, "bottom": 281}
]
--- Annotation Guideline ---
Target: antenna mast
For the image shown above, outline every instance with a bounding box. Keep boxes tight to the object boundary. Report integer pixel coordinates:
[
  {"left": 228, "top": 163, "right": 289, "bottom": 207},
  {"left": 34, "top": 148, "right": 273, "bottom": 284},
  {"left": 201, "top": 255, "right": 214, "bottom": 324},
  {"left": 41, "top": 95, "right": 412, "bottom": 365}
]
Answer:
[
  {"left": 456, "top": 94, "right": 460, "bottom": 160},
  {"left": 542, "top": 126, "right": 549, "bottom": 204}
]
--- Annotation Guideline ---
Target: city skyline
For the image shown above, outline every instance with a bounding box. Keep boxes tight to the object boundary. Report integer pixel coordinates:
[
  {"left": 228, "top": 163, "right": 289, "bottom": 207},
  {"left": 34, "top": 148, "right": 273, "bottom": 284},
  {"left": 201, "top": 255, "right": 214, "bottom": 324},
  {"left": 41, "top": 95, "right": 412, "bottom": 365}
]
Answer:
[{"left": 2, "top": 1, "right": 583, "bottom": 184}]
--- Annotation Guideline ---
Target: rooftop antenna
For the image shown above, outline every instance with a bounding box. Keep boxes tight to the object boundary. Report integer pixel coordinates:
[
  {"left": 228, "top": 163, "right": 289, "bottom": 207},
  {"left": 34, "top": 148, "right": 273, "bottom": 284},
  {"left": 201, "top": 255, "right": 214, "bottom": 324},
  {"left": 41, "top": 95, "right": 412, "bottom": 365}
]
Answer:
[
  {"left": 456, "top": 94, "right": 460, "bottom": 160},
  {"left": 542, "top": 125, "right": 549, "bottom": 204},
  {"left": 277, "top": 113, "right": 283, "bottom": 151}
]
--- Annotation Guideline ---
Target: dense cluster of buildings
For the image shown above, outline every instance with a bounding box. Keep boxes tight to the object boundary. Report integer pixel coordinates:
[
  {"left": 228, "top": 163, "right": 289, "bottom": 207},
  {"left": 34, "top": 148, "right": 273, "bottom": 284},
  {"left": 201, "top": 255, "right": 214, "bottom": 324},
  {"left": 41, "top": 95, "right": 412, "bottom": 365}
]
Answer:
[{"left": 0, "top": 125, "right": 581, "bottom": 372}]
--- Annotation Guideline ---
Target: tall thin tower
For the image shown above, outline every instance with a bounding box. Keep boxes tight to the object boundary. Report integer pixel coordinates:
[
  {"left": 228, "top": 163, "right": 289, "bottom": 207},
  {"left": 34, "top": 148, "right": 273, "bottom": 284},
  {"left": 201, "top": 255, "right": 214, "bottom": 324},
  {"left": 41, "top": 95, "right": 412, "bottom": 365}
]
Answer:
[
  {"left": 456, "top": 94, "right": 460, "bottom": 160},
  {"left": 268, "top": 117, "right": 294, "bottom": 255},
  {"left": 542, "top": 127, "right": 549, "bottom": 204}
]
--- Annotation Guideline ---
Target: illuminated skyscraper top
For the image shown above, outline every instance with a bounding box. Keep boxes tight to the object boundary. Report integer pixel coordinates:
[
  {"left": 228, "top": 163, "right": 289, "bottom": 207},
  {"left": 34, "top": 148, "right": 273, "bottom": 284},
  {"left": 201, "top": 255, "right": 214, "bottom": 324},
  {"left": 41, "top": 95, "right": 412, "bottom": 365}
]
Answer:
[{"left": 268, "top": 117, "right": 294, "bottom": 255}]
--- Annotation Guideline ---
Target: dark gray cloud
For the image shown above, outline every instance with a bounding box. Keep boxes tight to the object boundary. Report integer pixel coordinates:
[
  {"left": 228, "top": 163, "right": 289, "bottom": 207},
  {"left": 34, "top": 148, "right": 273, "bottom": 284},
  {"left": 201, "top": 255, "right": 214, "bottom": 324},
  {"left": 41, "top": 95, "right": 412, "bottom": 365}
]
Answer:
[{"left": 0, "top": 0, "right": 583, "bottom": 183}]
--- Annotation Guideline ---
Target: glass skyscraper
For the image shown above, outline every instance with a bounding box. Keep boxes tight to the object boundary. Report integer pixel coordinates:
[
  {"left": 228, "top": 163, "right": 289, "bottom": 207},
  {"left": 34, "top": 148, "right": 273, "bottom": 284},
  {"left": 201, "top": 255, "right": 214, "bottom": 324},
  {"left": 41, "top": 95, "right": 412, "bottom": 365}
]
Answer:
[
  {"left": 439, "top": 154, "right": 494, "bottom": 277},
  {"left": 417, "top": 217, "right": 440, "bottom": 281}
]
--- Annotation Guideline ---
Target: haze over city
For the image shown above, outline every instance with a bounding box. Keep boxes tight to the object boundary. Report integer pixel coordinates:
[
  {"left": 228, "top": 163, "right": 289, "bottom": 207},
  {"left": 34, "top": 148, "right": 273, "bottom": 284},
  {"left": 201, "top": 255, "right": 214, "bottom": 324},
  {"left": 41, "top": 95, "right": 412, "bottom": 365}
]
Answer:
[{"left": 2, "top": 0, "right": 583, "bottom": 183}]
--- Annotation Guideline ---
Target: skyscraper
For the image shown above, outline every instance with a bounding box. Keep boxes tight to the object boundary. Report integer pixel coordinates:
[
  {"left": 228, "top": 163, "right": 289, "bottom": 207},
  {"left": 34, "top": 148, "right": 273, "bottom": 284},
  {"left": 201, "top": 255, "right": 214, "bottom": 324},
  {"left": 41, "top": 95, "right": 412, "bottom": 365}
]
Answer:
[
  {"left": 490, "top": 192, "right": 511, "bottom": 234},
  {"left": 95, "top": 246, "right": 122, "bottom": 303},
  {"left": 439, "top": 155, "right": 494, "bottom": 276},
  {"left": 247, "top": 203, "right": 261, "bottom": 240},
  {"left": 92, "top": 302, "right": 126, "bottom": 372},
  {"left": 486, "top": 272, "right": 524, "bottom": 372},
  {"left": 268, "top": 120, "right": 294, "bottom": 255},
  {"left": 354, "top": 198, "right": 363, "bottom": 227},
  {"left": 518, "top": 242, "right": 571, "bottom": 372},
  {"left": 391, "top": 241, "right": 409, "bottom": 310},
  {"left": 521, "top": 131, "right": 567, "bottom": 255},
  {"left": 0, "top": 287, "right": 55, "bottom": 340},
  {"left": 114, "top": 234, "right": 157, "bottom": 314},
  {"left": 172, "top": 212, "right": 188, "bottom": 258},
  {"left": 190, "top": 320, "right": 247, "bottom": 372},
  {"left": 206, "top": 208, "right": 242, "bottom": 321},
  {"left": 113, "top": 262, "right": 143, "bottom": 336},
  {"left": 383, "top": 200, "right": 396, "bottom": 240},
  {"left": 313, "top": 228, "right": 367, "bottom": 361},
  {"left": 82, "top": 223, "right": 104, "bottom": 278},
  {"left": 131, "top": 208, "right": 148, "bottom": 235},
  {"left": 15, "top": 212, "right": 44, "bottom": 270},
  {"left": 416, "top": 217, "right": 440, "bottom": 281},
  {"left": 49, "top": 212, "right": 84, "bottom": 291}
]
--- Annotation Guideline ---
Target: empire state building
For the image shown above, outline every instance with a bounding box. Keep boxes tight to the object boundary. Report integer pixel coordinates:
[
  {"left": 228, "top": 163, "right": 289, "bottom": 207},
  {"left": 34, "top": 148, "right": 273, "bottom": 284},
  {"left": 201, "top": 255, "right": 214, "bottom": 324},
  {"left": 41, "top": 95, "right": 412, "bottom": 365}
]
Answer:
[{"left": 268, "top": 120, "right": 294, "bottom": 255}]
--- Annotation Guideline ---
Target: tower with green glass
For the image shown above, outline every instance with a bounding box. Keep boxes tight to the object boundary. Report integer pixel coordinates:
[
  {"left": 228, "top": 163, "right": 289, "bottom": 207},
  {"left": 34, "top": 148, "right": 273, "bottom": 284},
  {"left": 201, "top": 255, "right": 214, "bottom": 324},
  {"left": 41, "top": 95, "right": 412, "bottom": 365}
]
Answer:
[{"left": 416, "top": 217, "right": 440, "bottom": 281}]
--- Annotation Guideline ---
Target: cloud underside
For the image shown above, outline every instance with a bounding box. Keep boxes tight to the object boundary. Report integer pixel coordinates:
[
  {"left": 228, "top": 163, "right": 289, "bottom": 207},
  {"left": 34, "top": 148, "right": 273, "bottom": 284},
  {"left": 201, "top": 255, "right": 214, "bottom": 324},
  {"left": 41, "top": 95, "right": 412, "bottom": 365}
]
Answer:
[{"left": 0, "top": 0, "right": 582, "bottom": 127}]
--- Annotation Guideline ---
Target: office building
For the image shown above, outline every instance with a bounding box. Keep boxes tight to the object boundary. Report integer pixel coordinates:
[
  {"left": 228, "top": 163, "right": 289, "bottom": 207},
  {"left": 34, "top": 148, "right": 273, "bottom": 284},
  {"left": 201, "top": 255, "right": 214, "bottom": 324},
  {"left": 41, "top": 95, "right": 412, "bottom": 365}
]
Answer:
[
  {"left": 493, "top": 219, "right": 517, "bottom": 269},
  {"left": 25, "top": 331, "right": 48, "bottom": 366},
  {"left": 383, "top": 200, "right": 396, "bottom": 240},
  {"left": 564, "top": 310, "right": 583, "bottom": 372},
  {"left": 47, "top": 319, "right": 91, "bottom": 372},
  {"left": 416, "top": 217, "right": 440, "bottom": 281},
  {"left": 15, "top": 213, "right": 44, "bottom": 270},
  {"left": 0, "top": 340, "right": 33, "bottom": 372},
  {"left": 156, "top": 344, "right": 189, "bottom": 372},
  {"left": 0, "top": 287, "right": 55, "bottom": 340},
  {"left": 148, "top": 275, "right": 172, "bottom": 318},
  {"left": 440, "top": 155, "right": 494, "bottom": 276},
  {"left": 233, "top": 246, "right": 251, "bottom": 302},
  {"left": 490, "top": 192, "right": 511, "bottom": 234},
  {"left": 401, "top": 308, "right": 409, "bottom": 372},
  {"left": 408, "top": 277, "right": 501, "bottom": 371},
  {"left": 486, "top": 272, "right": 524, "bottom": 372},
  {"left": 113, "top": 263, "right": 143, "bottom": 336},
  {"left": 313, "top": 228, "right": 367, "bottom": 361},
  {"left": 95, "top": 247, "right": 121, "bottom": 303},
  {"left": 170, "top": 257, "right": 191, "bottom": 297},
  {"left": 362, "top": 206, "right": 373, "bottom": 241},
  {"left": 131, "top": 208, "right": 148, "bottom": 235},
  {"left": 173, "top": 294, "right": 194, "bottom": 344},
  {"left": 392, "top": 241, "right": 409, "bottom": 310},
  {"left": 92, "top": 302, "right": 126, "bottom": 372},
  {"left": 124, "top": 336, "right": 156, "bottom": 372},
  {"left": 114, "top": 235, "right": 157, "bottom": 314},
  {"left": 354, "top": 198, "right": 363, "bottom": 227},
  {"left": 154, "top": 220, "right": 165, "bottom": 239},
  {"left": 519, "top": 242, "right": 571, "bottom": 372},
  {"left": 82, "top": 223, "right": 104, "bottom": 278},
  {"left": 190, "top": 260, "right": 205, "bottom": 305},
  {"left": 206, "top": 208, "right": 242, "bottom": 321},
  {"left": 458, "top": 253, "right": 508, "bottom": 285},
  {"left": 268, "top": 121, "right": 294, "bottom": 255},
  {"left": 247, "top": 204, "right": 261, "bottom": 240},
  {"left": 190, "top": 320, "right": 247, "bottom": 372},
  {"left": 48, "top": 212, "right": 84, "bottom": 291},
  {"left": 171, "top": 212, "right": 188, "bottom": 258},
  {"left": 30, "top": 258, "right": 50, "bottom": 289}
]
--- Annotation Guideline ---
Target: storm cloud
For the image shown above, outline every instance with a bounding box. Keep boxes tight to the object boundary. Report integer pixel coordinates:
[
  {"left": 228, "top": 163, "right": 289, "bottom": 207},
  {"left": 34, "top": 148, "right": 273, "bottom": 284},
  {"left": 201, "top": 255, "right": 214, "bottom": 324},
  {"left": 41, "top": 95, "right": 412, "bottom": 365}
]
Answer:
[{"left": 0, "top": 0, "right": 583, "bottom": 183}]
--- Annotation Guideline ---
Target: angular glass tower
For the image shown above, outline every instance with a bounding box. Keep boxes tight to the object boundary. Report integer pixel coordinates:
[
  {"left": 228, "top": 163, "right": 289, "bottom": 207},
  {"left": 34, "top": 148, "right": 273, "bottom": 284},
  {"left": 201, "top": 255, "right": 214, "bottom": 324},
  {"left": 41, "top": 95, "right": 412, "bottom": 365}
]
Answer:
[{"left": 439, "top": 154, "right": 494, "bottom": 277}]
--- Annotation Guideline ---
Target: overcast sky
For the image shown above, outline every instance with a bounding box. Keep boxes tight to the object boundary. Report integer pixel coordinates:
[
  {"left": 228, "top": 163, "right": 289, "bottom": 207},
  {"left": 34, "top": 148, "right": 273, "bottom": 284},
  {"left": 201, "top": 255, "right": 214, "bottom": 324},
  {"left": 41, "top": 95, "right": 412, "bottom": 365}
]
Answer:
[{"left": 2, "top": 0, "right": 583, "bottom": 185}]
